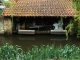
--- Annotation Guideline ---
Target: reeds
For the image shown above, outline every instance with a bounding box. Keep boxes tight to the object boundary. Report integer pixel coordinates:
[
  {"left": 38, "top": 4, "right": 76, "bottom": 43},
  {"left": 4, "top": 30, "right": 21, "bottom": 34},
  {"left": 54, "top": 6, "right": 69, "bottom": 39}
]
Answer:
[{"left": 0, "top": 43, "right": 80, "bottom": 60}]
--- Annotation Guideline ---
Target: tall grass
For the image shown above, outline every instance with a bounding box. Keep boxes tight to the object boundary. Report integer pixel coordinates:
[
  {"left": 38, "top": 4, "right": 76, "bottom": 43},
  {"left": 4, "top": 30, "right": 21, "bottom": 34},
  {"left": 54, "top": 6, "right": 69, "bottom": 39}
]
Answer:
[{"left": 0, "top": 43, "right": 80, "bottom": 60}]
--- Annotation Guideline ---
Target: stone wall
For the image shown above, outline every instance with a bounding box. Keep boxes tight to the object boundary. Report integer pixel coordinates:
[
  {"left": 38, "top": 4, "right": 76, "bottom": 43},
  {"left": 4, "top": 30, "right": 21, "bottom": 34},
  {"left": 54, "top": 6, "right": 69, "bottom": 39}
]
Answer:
[
  {"left": 4, "top": 18, "right": 12, "bottom": 35},
  {"left": 0, "top": 16, "right": 12, "bottom": 35},
  {"left": 0, "top": 18, "right": 4, "bottom": 34}
]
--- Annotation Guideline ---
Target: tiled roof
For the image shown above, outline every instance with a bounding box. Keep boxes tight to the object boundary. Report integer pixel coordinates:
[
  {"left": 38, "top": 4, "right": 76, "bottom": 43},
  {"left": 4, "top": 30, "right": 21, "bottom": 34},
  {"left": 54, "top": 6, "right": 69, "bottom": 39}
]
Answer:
[{"left": 2, "top": 0, "right": 75, "bottom": 16}]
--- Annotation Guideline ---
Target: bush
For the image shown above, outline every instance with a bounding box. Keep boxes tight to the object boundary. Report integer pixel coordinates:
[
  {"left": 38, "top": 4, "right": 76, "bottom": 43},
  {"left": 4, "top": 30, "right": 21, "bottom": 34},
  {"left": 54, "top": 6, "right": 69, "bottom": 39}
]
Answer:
[{"left": 0, "top": 43, "right": 80, "bottom": 60}]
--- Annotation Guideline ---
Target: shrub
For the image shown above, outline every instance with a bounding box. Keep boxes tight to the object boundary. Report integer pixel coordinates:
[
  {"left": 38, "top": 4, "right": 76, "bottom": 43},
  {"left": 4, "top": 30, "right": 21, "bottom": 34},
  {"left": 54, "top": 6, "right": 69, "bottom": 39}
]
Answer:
[{"left": 0, "top": 43, "right": 80, "bottom": 60}]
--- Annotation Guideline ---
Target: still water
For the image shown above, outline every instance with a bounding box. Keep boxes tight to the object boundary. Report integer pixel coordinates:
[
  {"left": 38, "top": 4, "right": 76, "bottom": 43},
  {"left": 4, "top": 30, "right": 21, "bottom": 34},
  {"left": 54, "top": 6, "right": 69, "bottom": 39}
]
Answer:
[{"left": 0, "top": 34, "right": 80, "bottom": 51}]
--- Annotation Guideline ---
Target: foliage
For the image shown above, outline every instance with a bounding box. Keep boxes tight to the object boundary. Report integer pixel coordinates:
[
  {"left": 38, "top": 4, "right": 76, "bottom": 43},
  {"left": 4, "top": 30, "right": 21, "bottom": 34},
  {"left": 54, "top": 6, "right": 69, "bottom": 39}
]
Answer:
[
  {"left": 25, "top": 44, "right": 80, "bottom": 60},
  {"left": 1, "top": 0, "right": 12, "bottom": 8},
  {"left": 65, "top": 22, "right": 73, "bottom": 40},
  {"left": 1, "top": 0, "right": 13, "bottom": 16},
  {"left": 0, "top": 43, "right": 80, "bottom": 60},
  {"left": 77, "top": 27, "right": 80, "bottom": 38},
  {"left": 65, "top": 19, "right": 78, "bottom": 40},
  {"left": 65, "top": 0, "right": 80, "bottom": 39},
  {"left": 71, "top": 0, "right": 80, "bottom": 38},
  {"left": 59, "top": 17, "right": 63, "bottom": 29},
  {"left": 0, "top": 43, "right": 23, "bottom": 60},
  {"left": 71, "top": 0, "right": 80, "bottom": 11},
  {"left": 0, "top": 10, "right": 3, "bottom": 15},
  {"left": 74, "top": 13, "right": 80, "bottom": 34}
]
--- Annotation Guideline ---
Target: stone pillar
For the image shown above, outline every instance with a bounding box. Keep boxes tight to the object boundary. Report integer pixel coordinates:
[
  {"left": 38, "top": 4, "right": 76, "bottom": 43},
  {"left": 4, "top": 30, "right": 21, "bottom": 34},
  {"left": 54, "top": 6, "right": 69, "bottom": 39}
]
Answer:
[
  {"left": 4, "top": 18, "right": 12, "bottom": 35},
  {"left": 0, "top": 18, "right": 4, "bottom": 34}
]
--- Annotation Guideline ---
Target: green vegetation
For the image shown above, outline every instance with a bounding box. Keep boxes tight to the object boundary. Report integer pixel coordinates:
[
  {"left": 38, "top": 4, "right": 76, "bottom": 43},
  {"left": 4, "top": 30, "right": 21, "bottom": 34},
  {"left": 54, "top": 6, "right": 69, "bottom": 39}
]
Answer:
[
  {"left": 59, "top": 17, "right": 63, "bottom": 29},
  {"left": 71, "top": 0, "right": 80, "bottom": 11},
  {"left": 65, "top": 21, "right": 73, "bottom": 40},
  {"left": 0, "top": 43, "right": 23, "bottom": 60},
  {"left": 1, "top": 0, "right": 13, "bottom": 15},
  {"left": 0, "top": 10, "right": 3, "bottom": 14},
  {"left": 0, "top": 43, "right": 80, "bottom": 60},
  {"left": 72, "top": 0, "right": 80, "bottom": 38},
  {"left": 66, "top": 0, "right": 80, "bottom": 40},
  {"left": 1, "top": 0, "right": 12, "bottom": 8}
]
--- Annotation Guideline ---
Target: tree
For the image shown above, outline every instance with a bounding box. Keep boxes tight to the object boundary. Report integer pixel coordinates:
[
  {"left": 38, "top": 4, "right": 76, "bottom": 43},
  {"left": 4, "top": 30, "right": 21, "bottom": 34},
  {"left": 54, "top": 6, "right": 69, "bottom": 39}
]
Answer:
[
  {"left": 71, "top": 0, "right": 80, "bottom": 38},
  {"left": 72, "top": 0, "right": 80, "bottom": 11},
  {"left": 65, "top": 0, "right": 80, "bottom": 40}
]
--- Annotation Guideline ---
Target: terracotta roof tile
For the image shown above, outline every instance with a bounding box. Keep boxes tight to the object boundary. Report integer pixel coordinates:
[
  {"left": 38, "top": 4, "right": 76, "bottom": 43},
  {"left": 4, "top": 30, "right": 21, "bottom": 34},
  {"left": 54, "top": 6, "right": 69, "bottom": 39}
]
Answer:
[{"left": 2, "top": 0, "right": 75, "bottom": 16}]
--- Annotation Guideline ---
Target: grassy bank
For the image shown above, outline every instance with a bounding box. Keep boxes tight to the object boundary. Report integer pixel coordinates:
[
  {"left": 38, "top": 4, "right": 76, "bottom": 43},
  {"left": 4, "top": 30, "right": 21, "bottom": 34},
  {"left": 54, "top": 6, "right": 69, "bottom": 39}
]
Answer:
[{"left": 0, "top": 43, "right": 80, "bottom": 60}]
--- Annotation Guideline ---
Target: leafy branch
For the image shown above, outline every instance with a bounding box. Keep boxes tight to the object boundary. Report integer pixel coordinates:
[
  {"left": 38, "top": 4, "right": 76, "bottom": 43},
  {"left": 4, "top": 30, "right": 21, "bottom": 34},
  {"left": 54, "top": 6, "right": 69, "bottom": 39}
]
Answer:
[{"left": 65, "top": 23, "right": 73, "bottom": 40}]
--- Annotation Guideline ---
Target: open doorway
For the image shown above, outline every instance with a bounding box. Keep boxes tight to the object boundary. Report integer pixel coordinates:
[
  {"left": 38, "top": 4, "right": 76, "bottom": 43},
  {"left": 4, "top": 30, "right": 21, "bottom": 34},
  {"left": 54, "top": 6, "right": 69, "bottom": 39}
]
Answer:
[{"left": 13, "top": 16, "right": 73, "bottom": 34}]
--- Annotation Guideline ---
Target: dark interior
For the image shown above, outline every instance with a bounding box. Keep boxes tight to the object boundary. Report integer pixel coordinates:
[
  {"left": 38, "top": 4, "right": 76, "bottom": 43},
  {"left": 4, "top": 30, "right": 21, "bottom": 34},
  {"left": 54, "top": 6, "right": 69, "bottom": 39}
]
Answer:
[{"left": 13, "top": 16, "right": 73, "bottom": 33}]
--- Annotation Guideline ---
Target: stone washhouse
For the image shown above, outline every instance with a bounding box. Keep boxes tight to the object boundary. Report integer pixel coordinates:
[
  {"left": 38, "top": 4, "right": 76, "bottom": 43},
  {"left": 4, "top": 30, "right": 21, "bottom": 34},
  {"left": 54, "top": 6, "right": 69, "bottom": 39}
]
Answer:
[{"left": 0, "top": 0, "right": 75, "bottom": 35}]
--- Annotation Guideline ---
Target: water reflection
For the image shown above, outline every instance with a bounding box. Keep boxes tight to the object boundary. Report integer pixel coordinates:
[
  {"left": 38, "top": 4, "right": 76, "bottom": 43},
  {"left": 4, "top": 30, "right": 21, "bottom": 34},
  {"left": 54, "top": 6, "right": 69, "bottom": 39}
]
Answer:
[{"left": 0, "top": 35, "right": 80, "bottom": 51}]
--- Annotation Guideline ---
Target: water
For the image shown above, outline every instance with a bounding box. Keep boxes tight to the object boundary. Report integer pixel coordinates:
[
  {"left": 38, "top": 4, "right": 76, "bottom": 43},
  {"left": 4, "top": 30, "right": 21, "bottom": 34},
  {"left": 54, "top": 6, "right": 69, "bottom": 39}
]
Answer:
[{"left": 0, "top": 34, "right": 80, "bottom": 51}]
